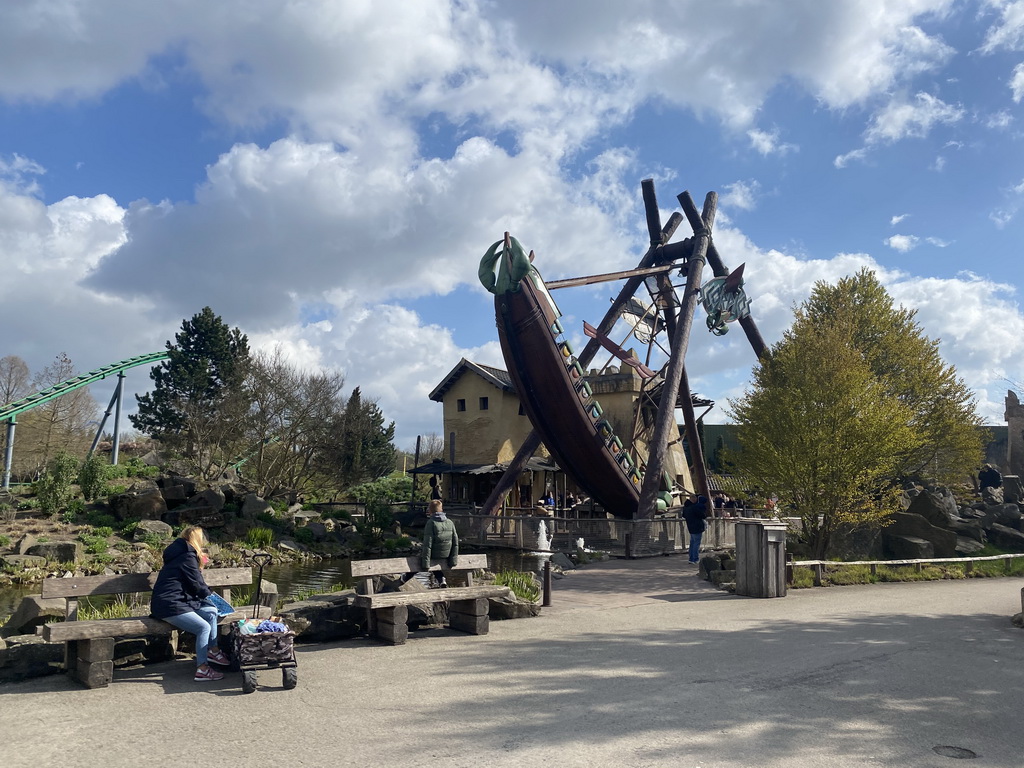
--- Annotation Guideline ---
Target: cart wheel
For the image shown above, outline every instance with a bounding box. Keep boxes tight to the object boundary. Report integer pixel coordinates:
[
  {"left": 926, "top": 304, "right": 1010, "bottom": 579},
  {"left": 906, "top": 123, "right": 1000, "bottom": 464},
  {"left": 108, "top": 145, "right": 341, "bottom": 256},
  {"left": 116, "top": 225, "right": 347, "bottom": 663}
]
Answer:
[
  {"left": 242, "top": 670, "right": 258, "bottom": 694},
  {"left": 283, "top": 667, "right": 297, "bottom": 690}
]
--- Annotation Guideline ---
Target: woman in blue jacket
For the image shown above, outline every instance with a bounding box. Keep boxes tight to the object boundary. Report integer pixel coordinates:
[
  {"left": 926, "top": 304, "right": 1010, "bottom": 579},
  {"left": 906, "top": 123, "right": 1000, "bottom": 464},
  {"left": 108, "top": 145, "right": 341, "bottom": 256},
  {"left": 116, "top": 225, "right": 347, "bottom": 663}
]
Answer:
[{"left": 151, "top": 526, "right": 230, "bottom": 681}]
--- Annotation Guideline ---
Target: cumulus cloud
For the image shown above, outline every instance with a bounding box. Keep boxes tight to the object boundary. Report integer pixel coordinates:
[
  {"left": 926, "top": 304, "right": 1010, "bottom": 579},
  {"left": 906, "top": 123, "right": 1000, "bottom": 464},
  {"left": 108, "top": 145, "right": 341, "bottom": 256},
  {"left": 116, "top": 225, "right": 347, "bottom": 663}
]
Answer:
[
  {"left": 747, "top": 128, "right": 797, "bottom": 156},
  {"left": 721, "top": 180, "right": 761, "bottom": 211},
  {"left": 891, "top": 213, "right": 910, "bottom": 225},
  {"left": 1012, "top": 63, "right": 1024, "bottom": 102},
  {"left": 886, "top": 234, "right": 920, "bottom": 252},
  {"left": 836, "top": 92, "right": 964, "bottom": 166},
  {"left": 980, "top": 1, "right": 1024, "bottom": 53}
]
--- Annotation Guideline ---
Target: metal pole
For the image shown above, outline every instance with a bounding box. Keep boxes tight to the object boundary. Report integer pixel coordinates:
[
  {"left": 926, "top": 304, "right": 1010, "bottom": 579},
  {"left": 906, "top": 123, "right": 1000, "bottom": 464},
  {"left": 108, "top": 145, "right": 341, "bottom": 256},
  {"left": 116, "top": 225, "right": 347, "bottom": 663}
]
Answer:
[
  {"left": 111, "top": 372, "right": 125, "bottom": 466},
  {"left": 542, "top": 560, "right": 552, "bottom": 606},
  {"left": 3, "top": 417, "right": 16, "bottom": 490}
]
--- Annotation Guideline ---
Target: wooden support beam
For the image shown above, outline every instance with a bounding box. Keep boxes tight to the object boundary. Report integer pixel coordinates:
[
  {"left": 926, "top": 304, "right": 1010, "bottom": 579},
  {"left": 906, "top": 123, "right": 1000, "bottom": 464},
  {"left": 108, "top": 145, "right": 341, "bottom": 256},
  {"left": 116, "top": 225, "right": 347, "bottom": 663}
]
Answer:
[
  {"left": 545, "top": 264, "right": 676, "bottom": 290},
  {"left": 637, "top": 191, "right": 716, "bottom": 519},
  {"left": 481, "top": 185, "right": 684, "bottom": 518}
]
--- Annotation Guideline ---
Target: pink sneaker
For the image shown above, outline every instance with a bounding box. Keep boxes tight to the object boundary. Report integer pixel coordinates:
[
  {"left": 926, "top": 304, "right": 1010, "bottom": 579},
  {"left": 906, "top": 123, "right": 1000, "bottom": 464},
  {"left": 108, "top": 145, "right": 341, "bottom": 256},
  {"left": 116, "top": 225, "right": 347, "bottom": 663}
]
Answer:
[
  {"left": 194, "top": 666, "right": 224, "bottom": 681},
  {"left": 207, "top": 648, "right": 230, "bottom": 666}
]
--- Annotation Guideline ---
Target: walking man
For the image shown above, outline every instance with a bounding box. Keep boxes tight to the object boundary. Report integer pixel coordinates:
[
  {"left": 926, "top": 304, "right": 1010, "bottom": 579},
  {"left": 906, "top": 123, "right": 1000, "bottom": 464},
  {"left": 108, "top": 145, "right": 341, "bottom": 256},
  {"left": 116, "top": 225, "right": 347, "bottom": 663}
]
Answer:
[{"left": 682, "top": 495, "right": 708, "bottom": 564}]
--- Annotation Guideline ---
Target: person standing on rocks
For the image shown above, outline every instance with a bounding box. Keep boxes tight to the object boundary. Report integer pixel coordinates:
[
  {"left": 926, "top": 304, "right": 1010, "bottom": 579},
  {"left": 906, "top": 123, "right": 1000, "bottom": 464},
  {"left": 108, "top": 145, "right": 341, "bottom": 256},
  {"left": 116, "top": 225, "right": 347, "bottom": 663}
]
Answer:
[
  {"left": 682, "top": 495, "right": 708, "bottom": 565},
  {"left": 151, "top": 526, "right": 230, "bottom": 681},
  {"left": 421, "top": 499, "right": 458, "bottom": 588},
  {"left": 979, "top": 464, "right": 1002, "bottom": 493}
]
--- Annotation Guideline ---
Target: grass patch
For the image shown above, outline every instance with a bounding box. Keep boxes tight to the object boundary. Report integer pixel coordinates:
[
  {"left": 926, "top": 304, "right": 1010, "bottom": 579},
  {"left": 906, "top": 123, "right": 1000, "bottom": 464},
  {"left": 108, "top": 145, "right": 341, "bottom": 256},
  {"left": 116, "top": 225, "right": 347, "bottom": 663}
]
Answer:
[
  {"left": 493, "top": 569, "right": 541, "bottom": 602},
  {"left": 791, "top": 555, "right": 1024, "bottom": 587}
]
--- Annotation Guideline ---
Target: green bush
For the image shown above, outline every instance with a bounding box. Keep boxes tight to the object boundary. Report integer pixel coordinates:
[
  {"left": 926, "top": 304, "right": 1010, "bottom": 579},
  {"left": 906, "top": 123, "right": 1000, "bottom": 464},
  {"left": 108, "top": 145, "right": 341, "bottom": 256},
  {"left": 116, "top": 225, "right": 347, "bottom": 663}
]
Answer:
[
  {"left": 86, "top": 510, "right": 118, "bottom": 528},
  {"left": 255, "top": 511, "right": 278, "bottom": 526},
  {"left": 78, "top": 455, "right": 113, "bottom": 501},
  {"left": 77, "top": 531, "right": 110, "bottom": 555},
  {"left": 493, "top": 569, "right": 541, "bottom": 602},
  {"left": 293, "top": 527, "right": 315, "bottom": 545},
  {"left": 246, "top": 527, "right": 274, "bottom": 548},
  {"left": 106, "top": 484, "right": 127, "bottom": 498},
  {"left": 37, "top": 452, "right": 80, "bottom": 516},
  {"left": 0, "top": 534, "right": 11, "bottom": 548}
]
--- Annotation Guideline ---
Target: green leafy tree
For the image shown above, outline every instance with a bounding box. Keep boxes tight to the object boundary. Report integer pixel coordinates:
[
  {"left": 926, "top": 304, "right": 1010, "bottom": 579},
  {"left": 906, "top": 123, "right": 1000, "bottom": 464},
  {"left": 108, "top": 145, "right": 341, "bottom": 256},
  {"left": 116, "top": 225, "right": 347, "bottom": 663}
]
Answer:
[
  {"left": 78, "top": 454, "right": 112, "bottom": 501},
  {"left": 131, "top": 307, "right": 251, "bottom": 479},
  {"left": 798, "top": 269, "right": 984, "bottom": 483},
  {"left": 730, "top": 321, "right": 916, "bottom": 558}
]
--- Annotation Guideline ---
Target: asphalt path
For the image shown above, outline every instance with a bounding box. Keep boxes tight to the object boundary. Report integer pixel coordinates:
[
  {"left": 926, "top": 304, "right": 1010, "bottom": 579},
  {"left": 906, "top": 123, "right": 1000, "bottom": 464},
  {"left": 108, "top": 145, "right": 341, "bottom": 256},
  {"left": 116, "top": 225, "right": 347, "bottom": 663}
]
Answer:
[{"left": 2, "top": 557, "right": 1023, "bottom": 768}]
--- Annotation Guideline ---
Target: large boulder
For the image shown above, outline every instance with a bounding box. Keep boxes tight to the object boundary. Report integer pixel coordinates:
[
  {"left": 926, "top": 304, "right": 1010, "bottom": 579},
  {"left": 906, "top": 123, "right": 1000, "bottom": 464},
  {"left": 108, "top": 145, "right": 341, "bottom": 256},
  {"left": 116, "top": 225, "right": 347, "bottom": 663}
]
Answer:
[
  {"left": 132, "top": 519, "right": 173, "bottom": 542},
  {"left": 187, "top": 488, "right": 226, "bottom": 512},
  {"left": 948, "top": 517, "right": 985, "bottom": 543},
  {"left": 109, "top": 489, "right": 168, "bottom": 521},
  {"left": 987, "top": 523, "right": 1024, "bottom": 550},
  {"left": 906, "top": 488, "right": 960, "bottom": 527},
  {"left": 157, "top": 474, "right": 197, "bottom": 498},
  {"left": 16, "top": 534, "right": 37, "bottom": 555},
  {"left": 242, "top": 493, "right": 274, "bottom": 518},
  {"left": 0, "top": 554, "right": 47, "bottom": 568},
  {"left": 982, "top": 486, "right": 1004, "bottom": 505},
  {"left": 1003, "top": 475, "right": 1024, "bottom": 503},
  {"left": 489, "top": 594, "right": 541, "bottom": 620},
  {"left": 981, "top": 504, "right": 1024, "bottom": 532},
  {"left": 159, "top": 484, "right": 189, "bottom": 509},
  {"left": 277, "top": 592, "right": 363, "bottom": 642},
  {"left": 1, "top": 595, "right": 66, "bottom": 637},
  {"left": 883, "top": 534, "right": 934, "bottom": 560},
  {"left": 0, "top": 634, "right": 63, "bottom": 683},
  {"left": 885, "top": 512, "right": 958, "bottom": 557},
  {"left": 955, "top": 537, "right": 986, "bottom": 556},
  {"left": 25, "top": 540, "right": 84, "bottom": 563}
]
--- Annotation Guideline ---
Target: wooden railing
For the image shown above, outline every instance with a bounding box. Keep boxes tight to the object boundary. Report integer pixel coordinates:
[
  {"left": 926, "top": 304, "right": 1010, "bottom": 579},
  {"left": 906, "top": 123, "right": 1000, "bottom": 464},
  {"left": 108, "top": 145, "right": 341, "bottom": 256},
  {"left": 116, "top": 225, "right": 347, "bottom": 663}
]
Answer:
[{"left": 788, "top": 553, "right": 1024, "bottom": 586}]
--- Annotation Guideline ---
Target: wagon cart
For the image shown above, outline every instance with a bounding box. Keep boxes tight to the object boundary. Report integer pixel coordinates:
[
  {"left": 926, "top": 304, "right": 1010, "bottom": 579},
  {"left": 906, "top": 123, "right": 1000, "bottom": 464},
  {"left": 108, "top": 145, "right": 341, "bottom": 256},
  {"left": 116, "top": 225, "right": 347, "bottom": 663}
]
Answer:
[{"left": 232, "top": 552, "right": 297, "bottom": 694}]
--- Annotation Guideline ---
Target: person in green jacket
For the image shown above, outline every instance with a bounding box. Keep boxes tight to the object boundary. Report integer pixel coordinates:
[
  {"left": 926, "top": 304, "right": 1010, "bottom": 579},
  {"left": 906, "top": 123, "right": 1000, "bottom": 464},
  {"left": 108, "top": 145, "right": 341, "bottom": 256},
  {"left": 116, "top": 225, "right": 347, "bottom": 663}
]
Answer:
[{"left": 421, "top": 499, "right": 458, "bottom": 587}]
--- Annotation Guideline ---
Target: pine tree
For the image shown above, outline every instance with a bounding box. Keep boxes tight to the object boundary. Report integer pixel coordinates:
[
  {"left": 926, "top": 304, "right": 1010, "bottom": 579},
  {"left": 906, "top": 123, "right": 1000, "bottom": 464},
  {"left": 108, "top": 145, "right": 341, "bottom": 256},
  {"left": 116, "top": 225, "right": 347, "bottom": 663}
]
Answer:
[{"left": 131, "top": 307, "right": 250, "bottom": 477}]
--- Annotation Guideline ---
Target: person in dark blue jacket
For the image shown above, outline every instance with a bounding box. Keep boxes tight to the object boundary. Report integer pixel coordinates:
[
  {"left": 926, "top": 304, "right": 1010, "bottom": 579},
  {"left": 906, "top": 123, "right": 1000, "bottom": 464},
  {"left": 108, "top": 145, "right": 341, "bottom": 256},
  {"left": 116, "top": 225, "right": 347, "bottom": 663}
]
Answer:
[
  {"left": 151, "top": 526, "right": 230, "bottom": 681},
  {"left": 682, "top": 495, "right": 708, "bottom": 564}
]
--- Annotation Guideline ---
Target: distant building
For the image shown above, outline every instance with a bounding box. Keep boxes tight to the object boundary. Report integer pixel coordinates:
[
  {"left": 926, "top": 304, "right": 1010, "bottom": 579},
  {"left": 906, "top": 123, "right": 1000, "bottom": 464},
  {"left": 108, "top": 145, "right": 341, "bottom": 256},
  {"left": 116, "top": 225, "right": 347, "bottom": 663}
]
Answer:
[{"left": 420, "top": 358, "right": 693, "bottom": 510}]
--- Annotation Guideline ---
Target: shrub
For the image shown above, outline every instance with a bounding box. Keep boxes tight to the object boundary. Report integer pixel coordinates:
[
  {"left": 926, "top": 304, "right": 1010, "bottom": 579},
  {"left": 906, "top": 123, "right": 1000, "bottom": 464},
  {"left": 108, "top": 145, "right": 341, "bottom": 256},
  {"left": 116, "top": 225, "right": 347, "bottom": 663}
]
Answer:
[
  {"left": 246, "top": 527, "right": 274, "bottom": 548},
  {"left": 78, "top": 455, "right": 112, "bottom": 501},
  {"left": 106, "top": 484, "right": 127, "bottom": 498},
  {"left": 86, "top": 510, "right": 118, "bottom": 528},
  {"left": 255, "top": 511, "right": 278, "bottom": 527},
  {"left": 293, "top": 527, "right": 315, "bottom": 545},
  {"left": 0, "top": 503, "right": 15, "bottom": 523},
  {"left": 37, "top": 452, "right": 80, "bottom": 516},
  {"left": 0, "top": 534, "right": 10, "bottom": 549},
  {"left": 493, "top": 569, "right": 541, "bottom": 602}
]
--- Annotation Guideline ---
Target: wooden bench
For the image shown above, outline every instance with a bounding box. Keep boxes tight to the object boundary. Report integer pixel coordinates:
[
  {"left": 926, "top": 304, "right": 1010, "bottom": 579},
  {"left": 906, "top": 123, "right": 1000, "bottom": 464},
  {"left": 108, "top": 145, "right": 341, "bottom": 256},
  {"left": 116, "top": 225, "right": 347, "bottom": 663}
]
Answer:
[
  {"left": 40, "top": 567, "right": 272, "bottom": 688},
  {"left": 347, "top": 554, "right": 511, "bottom": 645}
]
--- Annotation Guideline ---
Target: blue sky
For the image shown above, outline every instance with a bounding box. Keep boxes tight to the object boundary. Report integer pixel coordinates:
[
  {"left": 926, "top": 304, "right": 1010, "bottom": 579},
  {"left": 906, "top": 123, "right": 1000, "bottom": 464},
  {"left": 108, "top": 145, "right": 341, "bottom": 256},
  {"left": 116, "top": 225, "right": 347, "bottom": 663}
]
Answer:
[{"left": 2, "top": 0, "right": 1024, "bottom": 449}]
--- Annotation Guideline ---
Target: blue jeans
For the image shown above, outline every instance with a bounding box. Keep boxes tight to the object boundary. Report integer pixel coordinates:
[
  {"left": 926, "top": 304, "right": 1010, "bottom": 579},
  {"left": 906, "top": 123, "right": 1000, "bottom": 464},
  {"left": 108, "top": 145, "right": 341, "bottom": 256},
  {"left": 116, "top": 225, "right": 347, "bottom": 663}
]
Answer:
[
  {"left": 688, "top": 531, "right": 703, "bottom": 563},
  {"left": 164, "top": 606, "right": 219, "bottom": 666}
]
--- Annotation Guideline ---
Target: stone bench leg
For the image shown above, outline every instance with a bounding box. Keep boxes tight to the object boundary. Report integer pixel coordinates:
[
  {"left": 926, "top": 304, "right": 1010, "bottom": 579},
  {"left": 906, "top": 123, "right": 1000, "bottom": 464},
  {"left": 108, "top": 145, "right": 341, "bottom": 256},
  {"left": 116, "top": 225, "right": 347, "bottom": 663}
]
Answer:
[
  {"left": 72, "top": 638, "right": 115, "bottom": 689},
  {"left": 448, "top": 598, "right": 489, "bottom": 636},
  {"left": 373, "top": 606, "right": 409, "bottom": 645}
]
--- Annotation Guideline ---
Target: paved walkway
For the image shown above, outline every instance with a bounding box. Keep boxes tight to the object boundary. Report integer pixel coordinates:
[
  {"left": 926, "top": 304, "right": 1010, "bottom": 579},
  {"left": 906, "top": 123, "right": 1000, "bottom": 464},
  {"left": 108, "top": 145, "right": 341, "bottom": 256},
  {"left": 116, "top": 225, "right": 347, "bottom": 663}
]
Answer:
[{"left": 2, "top": 556, "right": 1023, "bottom": 768}]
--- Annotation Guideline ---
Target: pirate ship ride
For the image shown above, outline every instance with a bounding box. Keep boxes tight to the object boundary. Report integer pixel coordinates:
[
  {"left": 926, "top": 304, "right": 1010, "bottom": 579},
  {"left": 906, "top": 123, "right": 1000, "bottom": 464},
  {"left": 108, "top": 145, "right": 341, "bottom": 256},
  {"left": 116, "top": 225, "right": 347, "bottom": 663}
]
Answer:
[{"left": 479, "top": 180, "right": 768, "bottom": 520}]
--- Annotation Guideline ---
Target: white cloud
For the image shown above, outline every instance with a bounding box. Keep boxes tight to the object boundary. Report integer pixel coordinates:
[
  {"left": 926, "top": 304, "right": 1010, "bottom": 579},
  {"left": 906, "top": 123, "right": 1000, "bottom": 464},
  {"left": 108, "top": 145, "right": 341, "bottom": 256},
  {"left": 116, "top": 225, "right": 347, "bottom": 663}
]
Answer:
[
  {"left": 891, "top": 213, "right": 910, "bottom": 225},
  {"left": 925, "top": 236, "right": 952, "bottom": 247},
  {"left": 980, "top": 1, "right": 1024, "bottom": 53},
  {"left": 837, "top": 92, "right": 964, "bottom": 166},
  {"left": 986, "top": 109, "right": 1013, "bottom": 127},
  {"left": 721, "top": 180, "right": 761, "bottom": 212},
  {"left": 1012, "top": 62, "right": 1024, "bottom": 102},
  {"left": 747, "top": 127, "right": 797, "bottom": 156},
  {"left": 886, "top": 234, "right": 921, "bottom": 252}
]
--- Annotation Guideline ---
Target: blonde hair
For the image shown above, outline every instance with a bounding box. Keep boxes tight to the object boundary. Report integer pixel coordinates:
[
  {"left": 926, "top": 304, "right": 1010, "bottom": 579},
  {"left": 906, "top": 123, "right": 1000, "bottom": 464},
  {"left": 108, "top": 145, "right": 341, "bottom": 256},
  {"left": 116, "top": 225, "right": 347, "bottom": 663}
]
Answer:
[
  {"left": 180, "top": 526, "right": 208, "bottom": 569},
  {"left": 427, "top": 499, "right": 443, "bottom": 516}
]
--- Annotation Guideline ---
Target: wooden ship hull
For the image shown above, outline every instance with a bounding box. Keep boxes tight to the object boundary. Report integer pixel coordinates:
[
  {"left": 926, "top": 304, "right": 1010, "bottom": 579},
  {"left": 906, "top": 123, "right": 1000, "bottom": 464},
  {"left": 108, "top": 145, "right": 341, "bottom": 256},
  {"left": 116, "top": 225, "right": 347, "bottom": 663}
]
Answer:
[{"left": 494, "top": 270, "right": 642, "bottom": 518}]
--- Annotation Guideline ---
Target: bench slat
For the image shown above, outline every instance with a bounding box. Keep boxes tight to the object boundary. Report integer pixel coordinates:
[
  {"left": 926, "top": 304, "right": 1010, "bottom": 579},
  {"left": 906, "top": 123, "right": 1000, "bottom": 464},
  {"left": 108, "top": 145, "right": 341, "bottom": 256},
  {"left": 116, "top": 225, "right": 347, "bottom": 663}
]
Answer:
[
  {"left": 42, "top": 606, "right": 275, "bottom": 642},
  {"left": 353, "top": 585, "right": 511, "bottom": 609},
  {"left": 40, "top": 567, "right": 253, "bottom": 599},
  {"left": 346, "top": 554, "right": 489, "bottom": 578}
]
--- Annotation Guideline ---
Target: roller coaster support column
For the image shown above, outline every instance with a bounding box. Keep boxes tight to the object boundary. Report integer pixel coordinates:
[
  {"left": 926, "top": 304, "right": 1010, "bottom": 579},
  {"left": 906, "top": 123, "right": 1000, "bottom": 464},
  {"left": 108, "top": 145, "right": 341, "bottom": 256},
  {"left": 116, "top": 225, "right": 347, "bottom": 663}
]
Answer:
[
  {"left": 3, "top": 417, "right": 15, "bottom": 490},
  {"left": 479, "top": 181, "right": 684, "bottom": 517},
  {"left": 637, "top": 191, "right": 716, "bottom": 519},
  {"left": 111, "top": 372, "right": 125, "bottom": 466}
]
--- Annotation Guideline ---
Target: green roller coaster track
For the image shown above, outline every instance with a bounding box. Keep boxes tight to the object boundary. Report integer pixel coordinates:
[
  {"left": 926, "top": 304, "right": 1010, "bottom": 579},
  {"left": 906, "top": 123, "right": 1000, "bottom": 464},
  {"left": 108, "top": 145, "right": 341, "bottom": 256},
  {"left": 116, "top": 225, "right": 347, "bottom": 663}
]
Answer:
[{"left": 1, "top": 352, "right": 170, "bottom": 489}]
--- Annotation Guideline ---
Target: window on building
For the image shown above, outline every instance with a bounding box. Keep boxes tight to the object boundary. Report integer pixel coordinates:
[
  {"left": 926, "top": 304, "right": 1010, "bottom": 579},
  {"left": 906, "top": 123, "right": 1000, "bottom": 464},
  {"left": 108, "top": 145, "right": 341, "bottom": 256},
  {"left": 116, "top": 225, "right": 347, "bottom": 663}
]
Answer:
[
  {"left": 457, "top": 399, "right": 466, "bottom": 412},
  {"left": 479, "top": 396, "right": 489, "bottom": 410}
]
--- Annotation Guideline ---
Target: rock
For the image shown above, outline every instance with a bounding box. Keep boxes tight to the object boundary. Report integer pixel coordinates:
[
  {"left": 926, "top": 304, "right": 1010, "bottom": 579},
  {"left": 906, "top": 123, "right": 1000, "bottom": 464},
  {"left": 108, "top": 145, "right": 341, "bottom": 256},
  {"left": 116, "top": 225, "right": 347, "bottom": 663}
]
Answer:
[
  {"left": 550, "top": 552, "right": 575, "bottom": 570},
  {"left": 948, "top": 517, "right": 985, "bottom": 543},
  {"left": 242, "top": 493, "right": 274, "bottom": 518},
  {"left": 176, "top": 507, "right": 227, "bottom": 528},
  {"left": 109, "top": 489, "right": 168, "bottom": 521},
  {"left": 157, "top": 474, "right": 197, "bottom": 497},
  {"left": 883, "top": 534, "right": 934, "bottom": 559},
  {"left": 0, "top": 634, "right": 63, "bottom": 683},
  {"left": 955, "top": 537, "right": 986, "bottom": 556},
  {"left": 906, "top": 487, "right": 960, "bottom": 527},
  {"left": 885, "top": 512, "right": 958, "bottom": 557},
  {"left": 304, "top": 522, "right": 328, "bottom": 542},
  {"left": 0, "top": 554, "right": 47, "bottom": 568},
  {"left": 987, "top": 523, "right": 1024, "bottom": 550},
  {"left": 277, "top": 539, "right": 302, "bottom": 552},
  {"left": 187, "top": 488, "right": 226, "bottom": 512},
  {"left": 16, "top": 534, "right": 38, "bottom": 555},
  {"left": 1012, "top": 612, "right": 1024, "bottom": 629},
  {"left": 488, "top": 595, "right": 541, "bottom": 620},
  {"left": 709, "top": 569, "right": 737, "bottom": 587},
  {"left": 982, "top": 486, "right": 1004, "bottom": 505},
  {"left": 1, "top": 596, "right": 66, "bottom": 637},
  {"left": 293, "top": 510, "right": 322, "bottom": 526},
  {"left": 981, "top": 504, "right": 1023, "bottom": 531},
  {"left": 277, "top": 592, "right": 363, "bottom": 642},
  {"left": 25, "top": 540, "right": 84, "bottom": 564},
  {"left": 132, "top": 520, "right": 173, "bottom": 541},
  {"left": 698, "top": 553, "right": 722, "bottom": 579},
  {"left": 159, "top": 484, "right": 188, "bottom": 508},
  {"left": 1003, "top": 475, "right": 1024, "bottom": 503}
]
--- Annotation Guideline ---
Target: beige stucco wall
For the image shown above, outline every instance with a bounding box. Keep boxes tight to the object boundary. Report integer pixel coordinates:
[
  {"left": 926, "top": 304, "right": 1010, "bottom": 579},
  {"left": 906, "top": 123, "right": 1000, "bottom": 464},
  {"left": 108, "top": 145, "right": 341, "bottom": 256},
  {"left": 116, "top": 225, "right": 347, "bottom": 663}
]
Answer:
[{"left": 441, "top": 375, "right": 541, "bottom": 465}]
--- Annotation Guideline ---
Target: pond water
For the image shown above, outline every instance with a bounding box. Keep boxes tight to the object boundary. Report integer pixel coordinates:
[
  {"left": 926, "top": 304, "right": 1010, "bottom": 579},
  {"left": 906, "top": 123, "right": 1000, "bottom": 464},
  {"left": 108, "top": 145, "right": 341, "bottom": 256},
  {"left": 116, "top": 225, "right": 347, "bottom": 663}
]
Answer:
[{"left": 0, "top": 548, "right": 550, "bottom": 620}]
